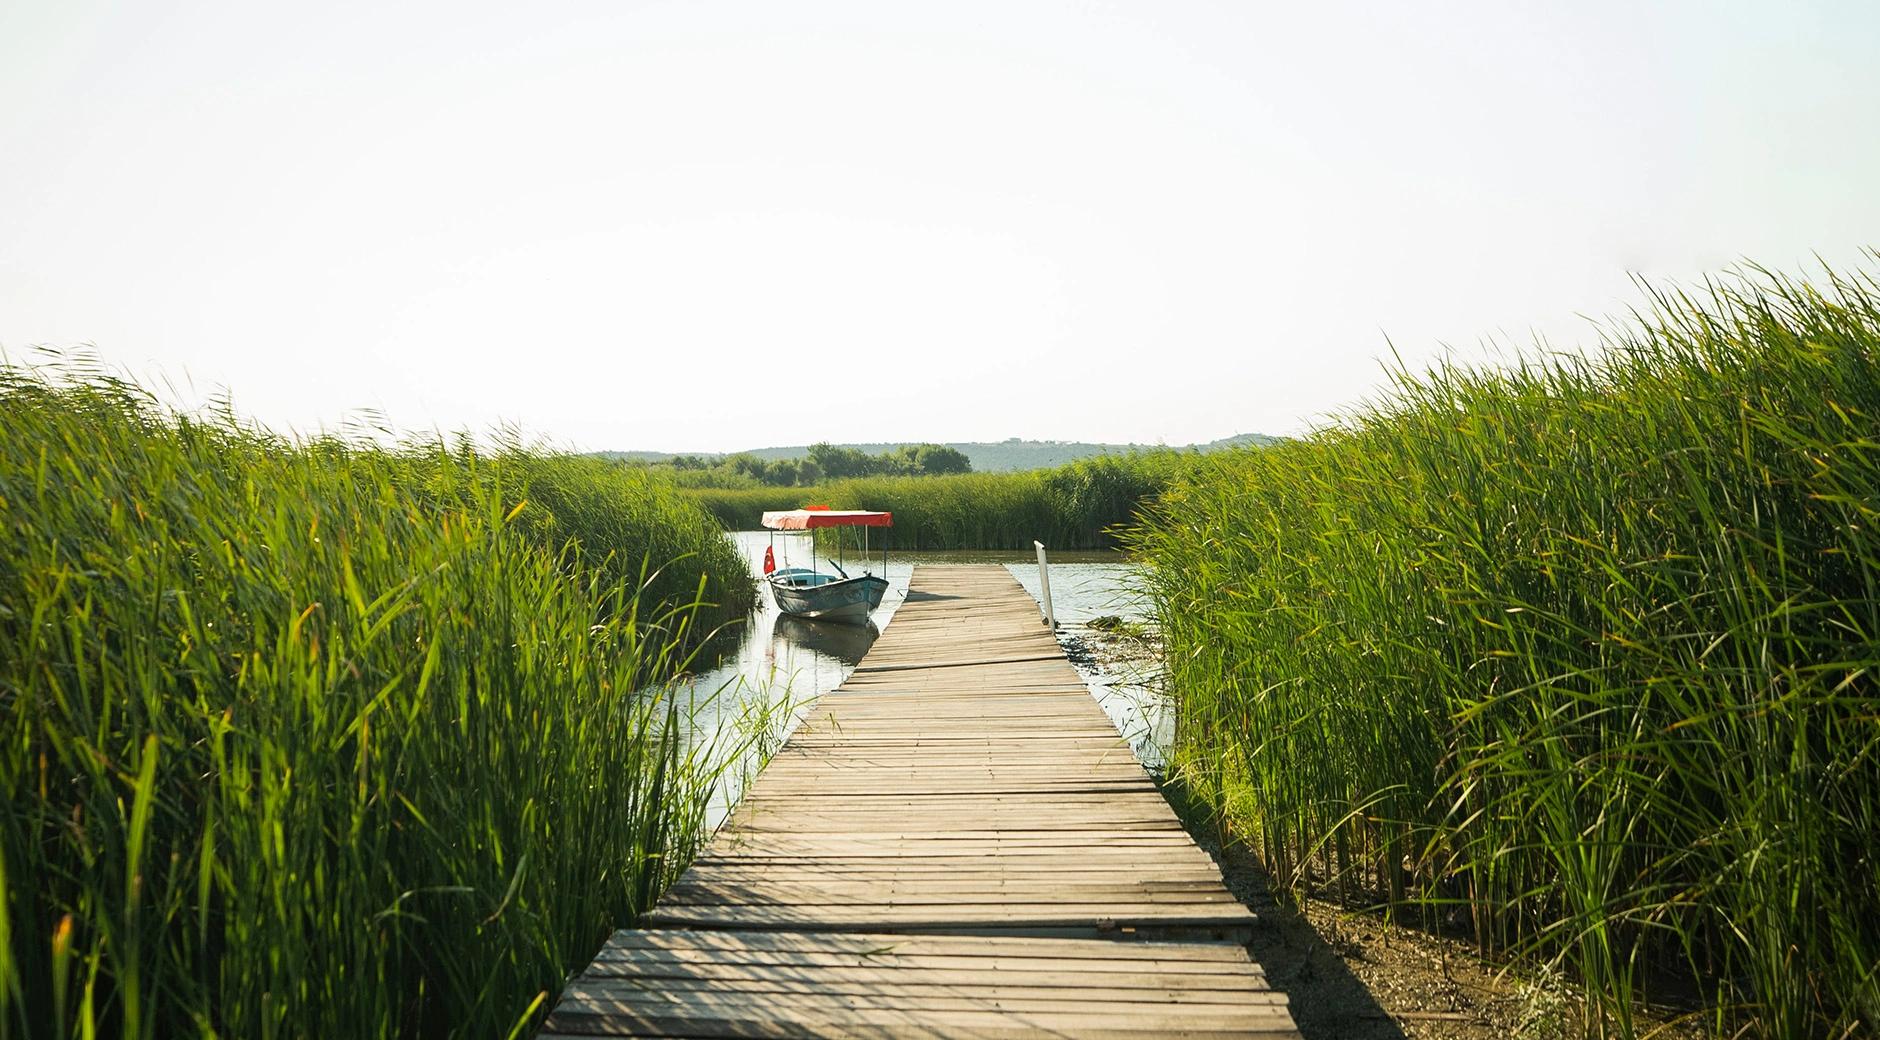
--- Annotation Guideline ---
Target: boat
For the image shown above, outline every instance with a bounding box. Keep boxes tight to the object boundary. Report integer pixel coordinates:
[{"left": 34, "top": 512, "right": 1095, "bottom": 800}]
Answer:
[{"left": 761, "top": 508, "right": 893, "bottom": 624}]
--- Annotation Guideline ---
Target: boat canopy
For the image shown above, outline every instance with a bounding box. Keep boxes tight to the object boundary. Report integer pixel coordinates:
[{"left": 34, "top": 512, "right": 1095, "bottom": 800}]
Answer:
[{"left": 761, "top": 508, "right": 894, "bottom": 530}]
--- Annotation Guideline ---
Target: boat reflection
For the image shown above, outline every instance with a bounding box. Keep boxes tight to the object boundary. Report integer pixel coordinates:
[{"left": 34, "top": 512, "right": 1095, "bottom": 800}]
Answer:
[{"left": 774, "top": 614, "right": 879, "bottom": 665}]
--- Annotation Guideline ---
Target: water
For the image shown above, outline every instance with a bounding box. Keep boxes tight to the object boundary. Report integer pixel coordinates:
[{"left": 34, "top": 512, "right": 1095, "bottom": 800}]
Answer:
[
  {"left": 675, "top": 532, "right": 1169, "bottom": 827},
  {"left": 1006, "top": 561, "right": 1170, "bottom": 769},
  {"left": 677, "top": 531, "right": 912, "bottom": 710},
  {"left": 668, "top": 531, "right": 907, "bottom": 827}
]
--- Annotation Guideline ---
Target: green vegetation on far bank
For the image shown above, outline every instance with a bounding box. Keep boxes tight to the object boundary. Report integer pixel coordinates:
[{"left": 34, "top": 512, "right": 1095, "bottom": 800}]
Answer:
[
  {"left": 686, "top": 452, "right": 1192, "bottom": 550},
  {"left": 1132, "top": 262, "right": 1880, "bottom": 1037},
  {"left": 598, "top": 432, "right": 1278, "bottom": 474},
  {"left": 0, "top": 366, "right": 761, "bottom": 1038},
  {"left": 625, "top": 441, "right": 972, "bottom": 489}
]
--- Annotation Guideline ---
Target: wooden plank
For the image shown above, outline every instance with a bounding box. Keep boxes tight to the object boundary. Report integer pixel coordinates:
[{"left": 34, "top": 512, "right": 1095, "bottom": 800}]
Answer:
[
  {"left": 588, "top": 952, "right": 1266, "bottom": 980},
  {"left": 572, "top": 978, "right": 1273, "bottom": 1003},
  {"left": 559, "top": 978, "right": 1290, "bottom": 1011},
  {"left": 544, "top": 1002, "right": 1297, "bottom": 1039},
  {"left": 541, "top": 565, "right": 1297, "bottom": 1038},
  {"left": 597, "top": 930, "right": 1259, "bottom": 961}
]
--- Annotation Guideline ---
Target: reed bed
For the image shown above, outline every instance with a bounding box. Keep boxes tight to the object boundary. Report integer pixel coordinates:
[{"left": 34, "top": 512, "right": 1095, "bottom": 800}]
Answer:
[
  {"left": 1131, "top": 263, "right": 1880, "bottom": 1037},
  {"left": 0, "top": 365, "right": 764, "bottom": 1038},
  {"left": 687, "top": 454, "right": 1188, "bottom": 549}
]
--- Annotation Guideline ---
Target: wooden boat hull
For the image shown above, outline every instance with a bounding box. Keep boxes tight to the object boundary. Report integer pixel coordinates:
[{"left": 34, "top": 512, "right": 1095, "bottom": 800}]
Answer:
[{"left": 767, "top": 573, "right": 889, "bottom": 623}]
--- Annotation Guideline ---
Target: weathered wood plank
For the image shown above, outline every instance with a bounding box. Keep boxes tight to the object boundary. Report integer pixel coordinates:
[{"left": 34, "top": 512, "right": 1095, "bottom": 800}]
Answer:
[
  {"left": 541, "top": 565, "right": 1296, "bottom": 1038},
  {"left": 597, "top": 930, "right": 1260, "bottom": 961}
]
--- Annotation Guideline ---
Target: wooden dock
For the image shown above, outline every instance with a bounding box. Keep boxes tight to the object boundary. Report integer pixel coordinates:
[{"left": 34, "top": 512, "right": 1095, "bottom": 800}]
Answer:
[{"left": 542, "top": 565, "right": 1299, "bottom": 1038}]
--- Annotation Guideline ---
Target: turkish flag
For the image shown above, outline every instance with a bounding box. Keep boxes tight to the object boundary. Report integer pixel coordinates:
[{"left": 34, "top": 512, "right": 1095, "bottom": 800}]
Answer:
[{"left": 762, "top": 545, "right": 776, "bottom": 575}]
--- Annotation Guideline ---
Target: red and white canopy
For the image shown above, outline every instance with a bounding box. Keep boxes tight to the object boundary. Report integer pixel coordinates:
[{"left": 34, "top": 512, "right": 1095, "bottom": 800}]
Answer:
[{"left": 761, "top": 508, "right": 894, "bottom": 530}]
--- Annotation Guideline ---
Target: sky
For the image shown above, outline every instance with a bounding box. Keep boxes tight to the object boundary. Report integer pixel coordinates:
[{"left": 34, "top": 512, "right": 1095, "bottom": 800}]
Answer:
[{"left": 3, "top": 1, "right": 1877, "bottom": 452}]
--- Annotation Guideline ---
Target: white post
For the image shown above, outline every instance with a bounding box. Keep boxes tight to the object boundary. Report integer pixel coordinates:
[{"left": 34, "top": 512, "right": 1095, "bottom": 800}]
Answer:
[{"left": 1033, "top": 540, "right": 1056, "bottom": 628}]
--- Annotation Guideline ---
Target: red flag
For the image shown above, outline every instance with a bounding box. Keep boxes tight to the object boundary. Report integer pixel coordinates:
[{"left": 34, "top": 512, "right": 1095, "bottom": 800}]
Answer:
[{"left": 762, "top": 545, "right": 776, "bottom": 575}]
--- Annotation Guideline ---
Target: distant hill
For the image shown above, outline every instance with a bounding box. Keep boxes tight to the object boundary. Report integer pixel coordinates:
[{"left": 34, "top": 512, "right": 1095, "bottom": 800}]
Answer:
[{"left": 594, "top": 434, "right": 1279, "bottom": 473}]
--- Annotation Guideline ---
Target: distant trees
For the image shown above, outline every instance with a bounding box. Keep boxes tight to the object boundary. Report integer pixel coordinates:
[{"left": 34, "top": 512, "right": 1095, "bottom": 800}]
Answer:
[
  {"left": 805, "top": 443, "right": 876, "bottom": 480},
  {"left": 900, "top": 444, "right": 971, "bottom": 475},
  {"left": 624, "top": 444, "right": 974, "bottom": 487},
  {"left": 808, "top": 443, "right": 971, "bottom": 479},
  {"left": 762, "top": 457, "right": 823, "bottom": 486},
  {"left": 714, "top": 453, "right": 823, "bottom": 487}
]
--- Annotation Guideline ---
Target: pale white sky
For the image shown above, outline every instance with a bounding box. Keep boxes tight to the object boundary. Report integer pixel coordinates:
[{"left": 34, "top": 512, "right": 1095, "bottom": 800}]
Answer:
[{"left": 3, "top": 1, "right": 1876, "bottom": 451}]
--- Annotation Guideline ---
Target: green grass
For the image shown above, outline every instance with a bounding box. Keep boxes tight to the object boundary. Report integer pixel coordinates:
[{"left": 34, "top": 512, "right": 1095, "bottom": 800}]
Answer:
[
  {"left": 685, "top": 453, "right": 1192, "bottom": 550},
  {"left": 0, "top": 365, "right": 764, "bottom": 1038},
  {"left": 1130, "top": 261, "right": 1880, "bottom": 1037}
]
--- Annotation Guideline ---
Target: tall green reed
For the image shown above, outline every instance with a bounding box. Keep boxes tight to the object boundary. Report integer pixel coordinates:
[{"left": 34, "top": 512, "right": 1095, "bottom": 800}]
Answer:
[
  {"left": 1131, "top": 262, "right": 1880, "bottom": 1037},
  {"left": 0, "top": 365, "right": 764, "bottom": 1038}
]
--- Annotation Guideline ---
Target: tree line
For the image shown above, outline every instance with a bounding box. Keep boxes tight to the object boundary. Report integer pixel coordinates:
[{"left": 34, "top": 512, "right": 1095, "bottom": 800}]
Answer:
[{"left": 654, "top": 442, "right": 972, "bottom": 487}]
